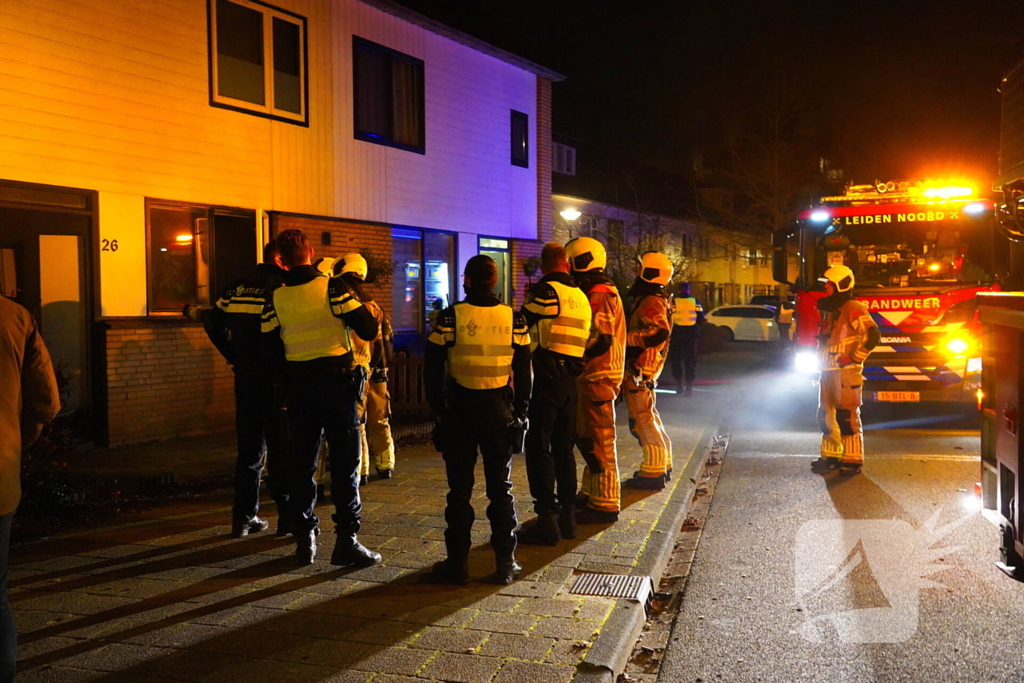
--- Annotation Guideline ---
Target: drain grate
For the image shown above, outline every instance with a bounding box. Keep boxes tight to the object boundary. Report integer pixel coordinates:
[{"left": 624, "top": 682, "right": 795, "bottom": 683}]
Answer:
[{"left": 569, "top": 573, "right": 654, "bottom": 604}]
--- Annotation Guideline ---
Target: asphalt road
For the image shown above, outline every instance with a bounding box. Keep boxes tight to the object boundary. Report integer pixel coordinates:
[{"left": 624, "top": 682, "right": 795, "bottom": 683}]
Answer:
[{"left": 659, "top": 343, "right": 1024, "bottom": 683}]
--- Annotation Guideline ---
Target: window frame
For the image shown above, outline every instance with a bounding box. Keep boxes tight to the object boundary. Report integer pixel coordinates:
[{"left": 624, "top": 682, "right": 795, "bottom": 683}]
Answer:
[
  {"left": 352, "top": 36, "right": 426, "bottom": 155},
  {"left": 145, "top": 199, "right": 257, "bottom": 315},
  {"left": 207, "top": 0, "right": 309, "bottom": 126},
  {"left": 511, "top": 110, "right": 529, "bottom": 168},
  {"left": 391, "top": 226, "right": 458, "bottom": 336},
  {"left": 554, "top": 142, "right": 576, "bottom": 176}
]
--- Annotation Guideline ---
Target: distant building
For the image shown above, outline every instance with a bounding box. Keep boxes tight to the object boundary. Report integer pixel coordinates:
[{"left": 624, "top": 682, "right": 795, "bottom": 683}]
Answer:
[{"left": 0, "top": 0, "right": 561, "bottom": 445}]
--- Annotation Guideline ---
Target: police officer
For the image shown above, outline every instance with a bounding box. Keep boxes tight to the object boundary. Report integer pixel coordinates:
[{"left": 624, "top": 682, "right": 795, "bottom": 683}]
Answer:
[
  {"left": 669, "top": 282, "right": 705, "bottom": 396},
  {"left": 334, "top": 254, "right": 397, "bottom": 482},
  {"left": 776, "top": 296, "right": 795, "bottom": 349},
  {"left": 623, "top": 252, "right": 675, "bottom": 490},
  {"left": 566, "top": 237, "right": 627, "bottom": 524},
  {"left": 261, "top": 229, "right": 380, "bottom": 566},
  {"left": 425, "top": 255, "right": 532, "bottom": 584},
  {"left": 517, "top": 243, "right": 591, "bottom": 545},
  {"left": 811, "top": 265, "right": 879, "bottom": 474},
  {"left": 184, "top": 240, "right": 291, "bottom": 538}
]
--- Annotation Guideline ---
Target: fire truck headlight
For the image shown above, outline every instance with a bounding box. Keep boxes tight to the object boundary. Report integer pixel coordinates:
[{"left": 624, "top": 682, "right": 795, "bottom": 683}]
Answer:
[
  {"left": 964, "top": 202, "right": 987, "bottom": 215},
  {"left": 945, "top": 336, "right": 970, "bottom": 356},
  {"left": 967, "top": 357, "right": 982, "bottom": 374},
  {"left": 810, "top": 210, "right": 830, "bottom": 223},
  {"left": 795, "top": 351, "right": 819, "bottom": 374}
]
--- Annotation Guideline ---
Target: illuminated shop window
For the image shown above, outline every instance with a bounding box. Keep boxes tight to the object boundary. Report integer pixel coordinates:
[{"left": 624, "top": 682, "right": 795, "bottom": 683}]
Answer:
[
  {"left": 391, "top": 228, "right": 455, "bottom": 336},
  {"left": 209, "top": 0, "right": 308, "bottom": 125},
  {"left": 354, "top": 37, "right": 425, "bottom": 153},
  {"left": 146, "top": 201, "right": 257, "bottom": 313}
]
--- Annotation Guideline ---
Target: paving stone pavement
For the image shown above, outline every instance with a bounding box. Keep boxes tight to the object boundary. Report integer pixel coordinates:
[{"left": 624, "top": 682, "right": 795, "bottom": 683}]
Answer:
[{"left": 9, "top": 381, "right": 735, "bottom": 682}]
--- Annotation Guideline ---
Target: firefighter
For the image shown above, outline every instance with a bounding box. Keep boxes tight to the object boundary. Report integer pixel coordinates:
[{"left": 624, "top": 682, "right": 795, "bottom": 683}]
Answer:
[
  {"left": 261, "top": 229, "right": 381, "bottom": 567},
  {"left": 668, "top": 281, "right": 705, "bottom": 396},
  {"left": 811, "top": 264, "right": 880, "bottom": 474},
  {"left": 623, "top": 252, "right": 675, "bottom": 490},
  {"left": 183, "top": 240, "right": 292, "bottom": 538},
  {"left": 567, "top": 237, "right": 627, "bottom": 524},
  {"left": 425, "top": 255, "right": 532, "bottom": 584},
  {"left": 334, "top": 253, "right": 397, "bottom": 482},
  {"left": 517, "top": 243, "right": 591, "bottom": 545}
]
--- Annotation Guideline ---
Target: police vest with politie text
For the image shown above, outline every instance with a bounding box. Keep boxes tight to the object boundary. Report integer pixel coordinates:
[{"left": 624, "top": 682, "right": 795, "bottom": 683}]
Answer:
[
  {"left": 449, "top": 302, "right": 517, "bottom": 390},
  {"left": 268, "top": 276, "right": 359, "bottom": 362},
  {"left": 672, "top": 297, "right": 703, "bottom": 327},
  {"left": 529, "top": 280, "right": 592, "bottom": 358}
]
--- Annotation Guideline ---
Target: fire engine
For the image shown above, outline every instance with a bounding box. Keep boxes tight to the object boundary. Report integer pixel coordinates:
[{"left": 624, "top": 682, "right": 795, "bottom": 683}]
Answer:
[{"left": 773, "top": 179, "right": 1000, "bottom": 403}]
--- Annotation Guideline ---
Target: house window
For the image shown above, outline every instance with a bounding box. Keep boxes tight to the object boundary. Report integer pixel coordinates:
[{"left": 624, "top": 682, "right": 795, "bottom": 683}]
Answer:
[
  {"left": 554, "top": 143, "right": 576, "bottom": 176},
  {"left": 354, "top": 37, "right": 425, "bottom": 154},
  {"left": 146, "top": 201, "right": 257, "bottom": 313},
  {"left": 392, "top": 228, "right": 456, "bottom": 343},
  {"left": 511, "top": 110, "right": 529, "bottom": 167},
  {"left": 209, "top": 0, "right": 307, "bottom": 125},
  {"left": 682, "top": 233, "right": 692, "bottom": 258},
  {"left": 479, "top": 237, "right": 511, "bottom": 304}
]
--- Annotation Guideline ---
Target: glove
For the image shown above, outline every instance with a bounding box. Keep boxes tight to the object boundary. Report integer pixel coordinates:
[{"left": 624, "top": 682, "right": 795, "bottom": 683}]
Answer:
[{"left": 182, "top": 304, "right": 201, "bottom": 322}]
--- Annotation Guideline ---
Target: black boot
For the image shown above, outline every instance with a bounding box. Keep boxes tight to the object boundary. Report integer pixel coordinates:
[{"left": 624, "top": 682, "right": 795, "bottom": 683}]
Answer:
[
  {"left": 432, "top": 557, "right": 470, "bottom": 585},
  {"left": 624, "top": 473, "right": 667, "bottom": 490},
  {"left": 575, "top": 506, "right": 619, "bottom": 524},
  {"left": 232, "top": 516, "right": 269, "bottom": 538},
  {"left": 517, "top": 511, "right": 560, "bottom": 546},
  {"left": 494, "top": 555, "right": 522, "bottom": 585},
  {"left": 376, "top": 467, "right": 393, "bottom": 480},
  {"left": 558, "top": 506, "right": 577, "bottom": 540},
  {"left": 810, "top": 457, "right": 839, "bottom": 471},
  {"left": 296, "top": 529, "right": 317, "bottom": 566},
  {"left": 331, "top": 536, "right": 382, "bottom": 567}
]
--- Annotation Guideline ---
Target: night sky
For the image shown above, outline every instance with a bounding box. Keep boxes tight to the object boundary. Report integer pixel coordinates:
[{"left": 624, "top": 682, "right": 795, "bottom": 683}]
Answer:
[{"left": 394, "top": 0, "right": 1024, "bottom": 188}]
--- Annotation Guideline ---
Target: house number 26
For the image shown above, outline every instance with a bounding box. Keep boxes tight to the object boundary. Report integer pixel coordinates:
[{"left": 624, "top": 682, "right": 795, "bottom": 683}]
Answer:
[{"left": 101, "top": 239, "right": 119, "bottom": 252}]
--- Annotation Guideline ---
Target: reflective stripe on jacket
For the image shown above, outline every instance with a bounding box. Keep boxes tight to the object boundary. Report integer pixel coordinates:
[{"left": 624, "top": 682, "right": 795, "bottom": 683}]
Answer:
[
  {"left": 272, "top": 278, "right": 353, "bottom": 361},
  {"left": 581, "top": 282, "right": 626, "bottom": 384},
  {"left": 448, "top": 302, "right": 517, "bottom": 390},
  {"left": 817, "top": 299, "right": 877, "bottom": 370},
  {"left": 672, "top": 297, "right": 702, "bottom": 326},
  {"left": 527, "top": 280, "right": 591, "bottom": 357}
]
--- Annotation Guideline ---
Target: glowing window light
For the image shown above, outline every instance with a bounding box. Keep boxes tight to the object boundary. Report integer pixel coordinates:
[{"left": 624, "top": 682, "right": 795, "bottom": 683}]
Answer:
[{"left": 175, "top": 234, "right": 194, "bottom": 242}]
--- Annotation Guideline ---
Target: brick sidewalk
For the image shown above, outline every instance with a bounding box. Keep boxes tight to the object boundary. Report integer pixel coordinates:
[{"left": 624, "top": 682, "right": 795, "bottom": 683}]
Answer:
[{"left": 9, "top": 388, "right": 726, "bottom": 683}]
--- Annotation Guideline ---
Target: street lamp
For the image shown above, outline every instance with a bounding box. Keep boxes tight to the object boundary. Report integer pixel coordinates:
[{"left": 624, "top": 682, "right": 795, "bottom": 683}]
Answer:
[{"left": 560, "top": 208, "right": 581, "bottom": 221}]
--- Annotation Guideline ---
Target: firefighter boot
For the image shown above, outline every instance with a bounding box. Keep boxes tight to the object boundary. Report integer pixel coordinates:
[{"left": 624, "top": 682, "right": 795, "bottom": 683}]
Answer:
[
  {"left": 575, "top": 505, "right": 619, "bottom": 524},
  {"left": 331, "top": 535, "right": 382, "bottom": 567},
  {"left": 838, "top": 463, "right": 862, "bottom": 476},
  {"left": 624, "top": 473, "right": 667, "bottom": 491},
  {"left": 494, "top": 555, "right": 523, "bottom": 585},
  {"left": 559, "top": 506, "right": 577, "bottom": 540},
  {"left": 810, "top": 457, "right": 840, "bottom": 472},
  {"left": 432, "top": 557, "right": 470, "bottom": 585},
  {"left": 517, "top": 510, "right": 560, "bottom": 546}
]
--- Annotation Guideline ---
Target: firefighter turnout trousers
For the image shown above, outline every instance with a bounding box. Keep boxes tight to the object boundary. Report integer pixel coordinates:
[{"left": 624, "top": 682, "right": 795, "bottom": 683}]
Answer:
[
  {"left": 439, "top": 388, "right": 517, "bottom": 560},
  {"left": 624, "top": 374, "right": 672, "bottom": 477},
  {"left": 576, "top": 378, "right": 620, "bottom": 512},
  {"left": 359, "top": 376, "right": 396, "bottom": 475},
  {"left": 233, "top": 368, "right": 291, "bottom": 524},
  {"left": 286, "top": 361, "right": 367, "bottom": 534},
  {"left": 818, "top": 367, "right": 864, "bottom": 465}
]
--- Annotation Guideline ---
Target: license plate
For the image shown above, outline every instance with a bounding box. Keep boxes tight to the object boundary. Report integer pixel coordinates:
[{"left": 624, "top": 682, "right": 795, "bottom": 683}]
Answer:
[{"left": 875, "top": 391, "right": 920, "bottom": 402}]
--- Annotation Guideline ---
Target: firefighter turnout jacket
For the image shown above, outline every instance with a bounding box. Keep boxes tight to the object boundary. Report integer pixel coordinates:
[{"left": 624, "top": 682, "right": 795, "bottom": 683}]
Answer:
[
  {"left": 522, "top": 272, "right": 592, "bottom": 359},
  {"left": 672, "top": 296, "right": 704, "bottom": 328},
  {"left": 576, "top": 272, "right": 627, "bottom": 385},
  {"left": 817, "top": 298, "right": 879, "bottom": 370},
  {"left": 627, "top": 285, "right": 673, "bottom": 382},
  {"left": 261, "top": 265, "right": 377, "bottom": 364}
]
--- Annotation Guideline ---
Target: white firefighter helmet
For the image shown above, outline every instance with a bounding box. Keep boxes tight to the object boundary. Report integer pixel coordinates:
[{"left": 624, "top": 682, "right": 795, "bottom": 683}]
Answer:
[
  {"left": 819, "top": 264, "right": 855, "bottom": 292},
  {"left": 638, "top": 251, "right": 673, "bottom": 286},
  {"left": 335, "top": 252, "right": 368, "bottom": 280},
  {"left": 565, "top": 236, "right": 607, "bottom": 272}
]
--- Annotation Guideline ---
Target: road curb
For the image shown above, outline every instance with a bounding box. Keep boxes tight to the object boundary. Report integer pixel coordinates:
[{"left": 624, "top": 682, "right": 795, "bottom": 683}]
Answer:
[{"left": 573, "top": 416, "right": 724, "bottom": 683}]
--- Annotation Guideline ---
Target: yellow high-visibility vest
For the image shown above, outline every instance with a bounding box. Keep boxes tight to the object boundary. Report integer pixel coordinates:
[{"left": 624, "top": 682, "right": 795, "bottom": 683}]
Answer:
[
  {"left": 777, "top": 305, "right": 794, "bottom": 324},
  {"left": 349, "top": 299, "right": 383, "bottom": 368},
  {"left": 274, "top": 278, "right": 352, "bottom": 362},
  {"left": 673, "top": 297, "right": 702, "bottom": 326},
  {"left": 450, "top": 302, "right": 515, "bottom": 390},
  {"left": 532, "top": 281, "right": 591, "bottom": 358}
]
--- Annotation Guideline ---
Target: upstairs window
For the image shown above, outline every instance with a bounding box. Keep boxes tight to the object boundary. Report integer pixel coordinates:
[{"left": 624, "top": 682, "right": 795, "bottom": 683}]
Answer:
[
  {"left": 511, "top": 110, "right": 529, "bottom": 167},
  {"left": 554, "top": 143, "right": 576, "bottom": 176},
  {"left": 354, "top": 37, "right": 425, "bottom": 154},
  {"left": 209, "top": 0, "right": 308, "bottom": 125}
]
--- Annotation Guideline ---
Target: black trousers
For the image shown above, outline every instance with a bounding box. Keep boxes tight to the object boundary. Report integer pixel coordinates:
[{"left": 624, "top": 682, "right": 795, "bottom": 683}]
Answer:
[
  {"left": 286, "top": 361, "right": 365, "bottom": 534},
  {"left": 524, "top": 372, "right": 578, "bottom": 514},
  {"left": 670, "top": 325, "right": 699, "bottom": 386},
  {"left": 441, "top": 390, "right": 516, "bottom": 560},
  {"left": 233, "top": 368, "right": 290, "bottom": 523}
]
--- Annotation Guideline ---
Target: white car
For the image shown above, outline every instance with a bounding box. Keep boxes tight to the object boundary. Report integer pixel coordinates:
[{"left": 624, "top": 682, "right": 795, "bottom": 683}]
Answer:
[{"left": 707, "top": 305, "right": 780, "bottom": 342}]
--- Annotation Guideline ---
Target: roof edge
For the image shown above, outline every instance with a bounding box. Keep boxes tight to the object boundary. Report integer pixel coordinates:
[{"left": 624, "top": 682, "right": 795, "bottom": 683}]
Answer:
[{"left": 356, "top": 0, "right": 566, "bottom": 82}]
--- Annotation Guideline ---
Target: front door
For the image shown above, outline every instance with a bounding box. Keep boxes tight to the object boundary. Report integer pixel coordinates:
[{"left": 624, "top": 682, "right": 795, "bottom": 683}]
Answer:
[{"left": 0, "top": 203, "right": 92, "bottom": 418}]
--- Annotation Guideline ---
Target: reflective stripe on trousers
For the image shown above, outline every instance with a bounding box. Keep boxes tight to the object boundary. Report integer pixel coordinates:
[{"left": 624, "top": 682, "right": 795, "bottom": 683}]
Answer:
[
  {"left": 623, "top": 374, "right": 672, "bottom": 476},
  {"left": 359, "top": 378, "right": 395, "bottom": 474},
  {"left": 817, "top": 367, "right": 864, "bottom": 464},
  {"left": 577, "top": 378, "right": 620, "bottom": 512}
]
